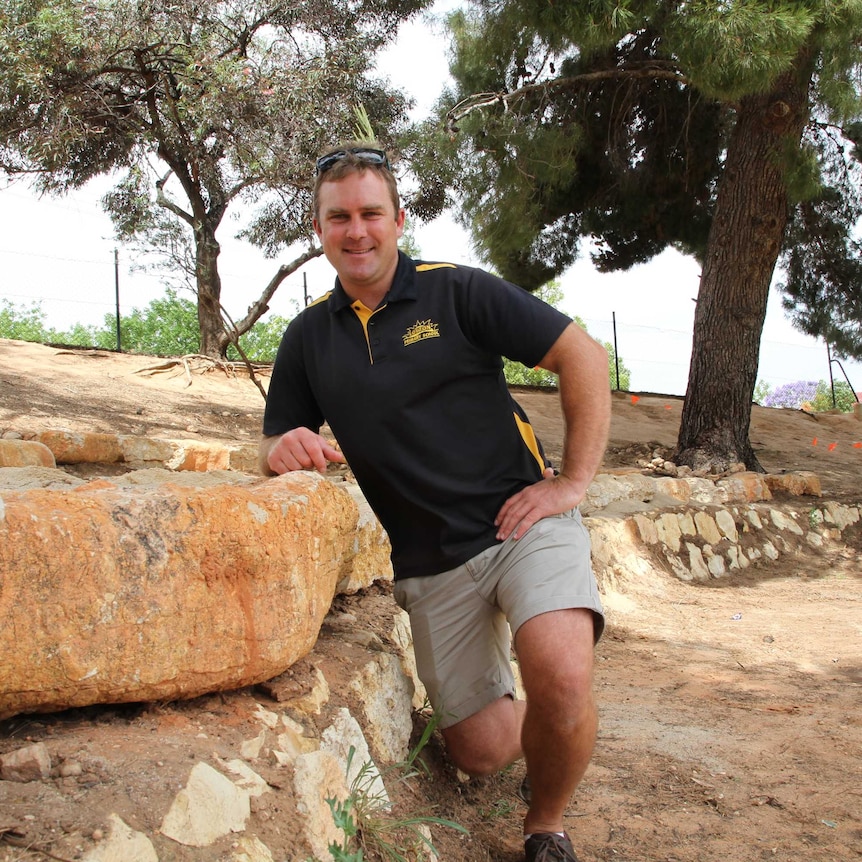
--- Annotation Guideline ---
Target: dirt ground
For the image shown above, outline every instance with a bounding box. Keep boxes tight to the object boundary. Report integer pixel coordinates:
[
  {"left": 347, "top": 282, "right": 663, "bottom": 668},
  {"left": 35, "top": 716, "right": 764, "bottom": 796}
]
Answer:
[{"left": 0, "top": 339, "right": 860, "bottom": 862}]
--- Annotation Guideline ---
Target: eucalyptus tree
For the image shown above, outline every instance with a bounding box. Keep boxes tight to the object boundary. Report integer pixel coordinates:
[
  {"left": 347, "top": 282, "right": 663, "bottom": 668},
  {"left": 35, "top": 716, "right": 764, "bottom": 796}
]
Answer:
[
  {"left": 413, "top": 1, "right": 862, "bottom": 471},
  {"left": 0, "top": 0, "right": 428, "bottom": 356}
]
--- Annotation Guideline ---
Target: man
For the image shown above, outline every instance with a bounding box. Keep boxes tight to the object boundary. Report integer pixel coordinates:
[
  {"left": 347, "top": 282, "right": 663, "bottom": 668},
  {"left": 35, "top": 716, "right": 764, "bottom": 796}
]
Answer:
[{"left": 260, "top": 143, "right": 611, "bottom": 862}]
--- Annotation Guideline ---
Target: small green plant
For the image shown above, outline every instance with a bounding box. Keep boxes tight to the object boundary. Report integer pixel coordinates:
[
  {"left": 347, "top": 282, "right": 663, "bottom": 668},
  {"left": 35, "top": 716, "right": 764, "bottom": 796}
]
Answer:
[
  {"left": 325, "top": 792, "right": 365, "bottom": 861},
  {"left": 316, "top": 719, "right": 468, "bottom": 862},
  {"left": 808, "top": 507, "right": 825, "bottom": 530},
  {"left": 478, "top": 797, "right": 516, "bottom": 821}
]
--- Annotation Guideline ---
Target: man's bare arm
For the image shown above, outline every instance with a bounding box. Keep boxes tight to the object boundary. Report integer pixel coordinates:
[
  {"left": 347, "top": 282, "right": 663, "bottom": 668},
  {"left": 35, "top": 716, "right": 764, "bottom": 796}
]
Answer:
[{"left": 494, "top": 322, "right": 610, "bottom": 540}]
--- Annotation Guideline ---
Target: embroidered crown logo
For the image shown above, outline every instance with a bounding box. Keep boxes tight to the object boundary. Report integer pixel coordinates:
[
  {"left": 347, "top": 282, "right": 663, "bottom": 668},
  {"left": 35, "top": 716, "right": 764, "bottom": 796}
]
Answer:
[{"left": 403, "top": 319, "right": 440, "bottom": 346}]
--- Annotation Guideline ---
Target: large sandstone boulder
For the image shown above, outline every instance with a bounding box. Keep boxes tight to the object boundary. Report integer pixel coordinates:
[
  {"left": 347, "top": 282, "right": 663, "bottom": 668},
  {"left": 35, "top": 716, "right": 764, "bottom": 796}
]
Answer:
[{"left": 0, "top": 471, "right": 357, "bottom": 719}]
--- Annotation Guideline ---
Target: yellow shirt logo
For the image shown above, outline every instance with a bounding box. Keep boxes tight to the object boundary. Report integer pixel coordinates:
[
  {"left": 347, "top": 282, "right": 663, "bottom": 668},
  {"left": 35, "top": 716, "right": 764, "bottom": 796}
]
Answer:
[{"left": 403, "top": 319, "right": 440, "bottom": 346}]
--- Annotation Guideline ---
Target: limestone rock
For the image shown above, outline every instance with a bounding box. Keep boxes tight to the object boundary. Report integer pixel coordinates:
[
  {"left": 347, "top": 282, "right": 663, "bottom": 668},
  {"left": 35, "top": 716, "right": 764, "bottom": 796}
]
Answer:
[
  {"left": 232, "top": 835, "right": 275, "bottom": 862},
  {"left": 216, "top": 757, "right": 270, "bottom": 798},
  {"left": 228, "top": 444, "right": 260, "bottom": 474},
  {"left": 0, "top": 741, "right": 51, "bottom": 781},
  {"left": 114, "top": 467, "right": 255, "bottom": 489},
  {"left": 0, "top": 466, "right": 85, "bottom": 490},
  {"left": 693, "top": 511, "right": 723, "bottom": 545},
  {"left": 348, "top": 652, "right": 414, "bottom": 763},
  {"left": 292, "top": 750, "right": 349, "bottom": 860},
  {"left": 165, "top": 439, "right": 231, "bottom": 471},
  {"left": 823, "top": 501, "right": 860, "bottom": 530},
  {"left": 160, "top": 761, "right": 250, "bottom": 847},
  {"left": 117, "top": 435, "right": 174, "bottom": 465},
  {"left": 764, "top": 471, "right": 822, "bottom": 497},
  {"left": 82, "top": 814, "right": 158, "bottom": 862},
  {"left": 769, "top": 509, "right": 804, "bottom": 535},
  {"left": 0, "top": 439, "right": 55, "bottom": 468},
  {"left": 0, "top": 471, "right": 357, "bottom": 718},
  {"left": 336, "top": 481, "right": 393, "bottom": 592},
  {"left": 390, "top": 609, "right": 427, "bottom": 710},
  {"left": 716, "top": 472, "right": 772, "bottom": 503},
  {"left": 655, "top": 513, "right": 682, "bottom": 553},
  {"left": 714, "top": 509, "right": 739, "bottom": 543},
  {"left": 36, "top": 430, "right": 122, "bottom": 464},
  {"left": 321, "top": 707, "right": 389, "bottom": 807},
  {"left": 582, "top": 473, "right": 659, "bottom": 514}
]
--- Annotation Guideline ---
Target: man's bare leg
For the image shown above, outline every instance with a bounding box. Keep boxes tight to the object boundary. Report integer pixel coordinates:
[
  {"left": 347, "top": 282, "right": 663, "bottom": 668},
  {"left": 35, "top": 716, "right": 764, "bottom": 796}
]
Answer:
[
  {"left": 438, "top": 606, "right": 596, "bottom": 834},
  {"left": 441, "top": 693, "right": 525, "bottom": 777},
  {"left": 516, "top": 608, "right": 597, "bottom": 835}
]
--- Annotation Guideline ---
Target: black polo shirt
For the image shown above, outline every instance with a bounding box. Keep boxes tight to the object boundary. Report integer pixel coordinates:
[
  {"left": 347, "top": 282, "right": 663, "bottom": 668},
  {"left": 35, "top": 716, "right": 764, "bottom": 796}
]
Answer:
[{"left": 263, "top": 252, "right": 572, "bottom": 580}]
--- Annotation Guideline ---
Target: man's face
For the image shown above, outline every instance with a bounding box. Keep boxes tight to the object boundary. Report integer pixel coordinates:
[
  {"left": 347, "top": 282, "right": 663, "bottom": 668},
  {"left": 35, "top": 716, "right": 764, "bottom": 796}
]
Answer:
[{"left": 313, "top": 170, "right": 405, "bottom": 302}]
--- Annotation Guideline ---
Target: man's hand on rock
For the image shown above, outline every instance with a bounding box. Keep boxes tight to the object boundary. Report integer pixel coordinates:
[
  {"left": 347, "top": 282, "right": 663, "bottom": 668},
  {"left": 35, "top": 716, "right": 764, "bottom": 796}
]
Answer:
[{"left": 266, "top": 427, "right": 346, "bottom": 475}]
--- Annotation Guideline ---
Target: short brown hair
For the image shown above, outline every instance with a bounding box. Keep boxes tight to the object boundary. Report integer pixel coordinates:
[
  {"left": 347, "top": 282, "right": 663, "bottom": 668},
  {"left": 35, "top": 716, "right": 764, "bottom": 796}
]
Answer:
[{"left": 313, "top": 141, "right": 400, "bottom": 222}]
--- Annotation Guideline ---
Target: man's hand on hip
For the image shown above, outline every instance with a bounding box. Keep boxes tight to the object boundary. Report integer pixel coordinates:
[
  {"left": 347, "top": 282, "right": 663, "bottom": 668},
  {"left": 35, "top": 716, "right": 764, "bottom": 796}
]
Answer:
[{"left": 494, "top": 469, "right": 584, "bottom": 541}]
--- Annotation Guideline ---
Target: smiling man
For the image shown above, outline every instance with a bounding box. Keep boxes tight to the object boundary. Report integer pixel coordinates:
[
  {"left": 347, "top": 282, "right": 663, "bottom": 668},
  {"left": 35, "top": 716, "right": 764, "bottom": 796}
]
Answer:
[{"left": 259, "top": 142, "right": 611, "bottom": 862}]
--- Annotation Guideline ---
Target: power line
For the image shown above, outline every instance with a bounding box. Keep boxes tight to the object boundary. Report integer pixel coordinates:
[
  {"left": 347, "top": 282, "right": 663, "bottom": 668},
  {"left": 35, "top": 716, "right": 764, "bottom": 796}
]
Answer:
[{"left": 0, "top": 247, "right": 114, "bottom": 266}]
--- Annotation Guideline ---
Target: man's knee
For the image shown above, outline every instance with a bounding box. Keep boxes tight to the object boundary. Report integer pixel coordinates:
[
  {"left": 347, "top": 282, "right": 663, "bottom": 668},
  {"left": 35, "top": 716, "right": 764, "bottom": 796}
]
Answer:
[
  {"left": 440, "top": 696, "right": 524, "bottom": 777},
  {"left": 442, "top": 730, "right": 512, "bottom": 777}
]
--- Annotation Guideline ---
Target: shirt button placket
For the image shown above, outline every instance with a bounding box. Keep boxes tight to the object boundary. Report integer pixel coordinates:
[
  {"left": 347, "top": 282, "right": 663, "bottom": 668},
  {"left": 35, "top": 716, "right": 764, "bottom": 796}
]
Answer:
[{"left": 369, "top": 319, "right": 385, "bottom": 361}]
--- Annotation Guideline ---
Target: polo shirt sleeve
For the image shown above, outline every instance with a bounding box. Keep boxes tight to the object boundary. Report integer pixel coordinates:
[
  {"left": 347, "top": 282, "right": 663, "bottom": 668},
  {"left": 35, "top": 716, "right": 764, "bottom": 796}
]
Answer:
[
  {"left": 456, "top": 267, "right": 572, "bottom": 367},
  {"left": 262, "top": 315, "right": 325, "bottom": 437}
]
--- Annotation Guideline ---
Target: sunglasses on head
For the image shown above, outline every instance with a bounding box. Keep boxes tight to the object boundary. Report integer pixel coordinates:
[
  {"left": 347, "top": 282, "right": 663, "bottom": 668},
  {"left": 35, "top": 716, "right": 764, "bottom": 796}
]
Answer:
[{"left": 315, "top": 147, "right": 391, "bottom": 175}]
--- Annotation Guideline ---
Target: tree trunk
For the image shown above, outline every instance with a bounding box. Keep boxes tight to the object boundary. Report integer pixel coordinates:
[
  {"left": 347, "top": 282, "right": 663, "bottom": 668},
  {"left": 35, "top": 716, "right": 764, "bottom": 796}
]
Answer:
[
  {"left": 674, "top": 57, "right": 812, "bottom": 474},
  {"left": 194, "top": 224, "right": 226, "bottom": 358}
]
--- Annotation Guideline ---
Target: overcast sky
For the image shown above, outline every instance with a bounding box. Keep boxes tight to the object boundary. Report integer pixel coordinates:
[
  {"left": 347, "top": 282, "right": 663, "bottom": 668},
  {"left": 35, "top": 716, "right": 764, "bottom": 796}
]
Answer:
[{"left": 1, "top": 1, "right": 859, "bottom": 399}]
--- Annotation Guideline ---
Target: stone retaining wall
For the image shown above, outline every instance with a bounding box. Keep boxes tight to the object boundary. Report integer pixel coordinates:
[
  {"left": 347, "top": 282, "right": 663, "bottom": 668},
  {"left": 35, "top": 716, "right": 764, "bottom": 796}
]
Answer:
[{"left": 0, "top": 430, "right": 258, "bottom": 473}]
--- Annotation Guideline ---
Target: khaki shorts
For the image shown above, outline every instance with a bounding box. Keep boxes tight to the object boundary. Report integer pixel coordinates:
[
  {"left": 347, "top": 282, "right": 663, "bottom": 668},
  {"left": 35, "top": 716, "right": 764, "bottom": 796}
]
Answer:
[{"left": 393, "top": 507, "right": 604, "bottom": 729}]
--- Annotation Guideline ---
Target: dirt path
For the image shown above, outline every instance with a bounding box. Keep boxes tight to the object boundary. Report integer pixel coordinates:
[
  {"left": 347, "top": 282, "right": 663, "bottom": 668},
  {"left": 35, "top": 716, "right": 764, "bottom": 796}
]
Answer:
[{"left": 584, "top": 551, "right": 861, "bottom": 862}]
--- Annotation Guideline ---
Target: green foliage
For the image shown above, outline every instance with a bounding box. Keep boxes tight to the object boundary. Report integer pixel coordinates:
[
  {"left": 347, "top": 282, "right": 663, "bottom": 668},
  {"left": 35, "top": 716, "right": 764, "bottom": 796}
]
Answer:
[
  {"left": 778, "top": 180, "right": 862, "bottom": 360},
  {"left": 605, "top": 341, "right": 632, "bottom": 391},
  {"left": 0, "top": 290, "right": 293, "bottom": 359},
  {"left": 501, "top": 286, "right": 632, "bottom": 390},
  {"left": 325, "top": 793, "right": 364, "bottom": 862},
  {"left": 314, "top": 722, "right": 468, "bottom": 862},
  {"left": 228, "top": 314, "right": 293, "bottom": 363},
  {"left": 812, "top": 380, "right": 858, "bottom": 413},
  {"left": 104, "top": 290, "right": 294, "bottom": 359},
  {"left": 753, "top": 379, "right": 773, "bottom": 406},
  {"left": 104, "top": 290, "right": 200, "bottom": 356},
  {"left": 503, "top": 358, "right": 558, "bottom": 388},
  {"left": 665, "top": 2, "right": 817, "bottom": 100},
  {"left": 0, "top": 300, "right": 53, "bottom": 343},
  {"left": 753, "top": 378, "right": 858, "bottom": 413},
  {"left": 0, "top": 299, "right": 106, "bottom": 347},
  {"left": 61, "top": 321, "right": 103, "bottom": 348}
]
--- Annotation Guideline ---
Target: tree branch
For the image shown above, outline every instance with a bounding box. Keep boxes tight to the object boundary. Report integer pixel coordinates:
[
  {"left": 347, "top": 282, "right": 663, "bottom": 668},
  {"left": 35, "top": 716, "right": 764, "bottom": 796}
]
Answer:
[
  {"left": 155, "top": 180, "right": 194, "bottom": 226},
  {"left": 232, "top": 245, "right": 325, "bottom": 334},
  {"left": 446, "top": 65, "right": 688, "bottom": 132}
]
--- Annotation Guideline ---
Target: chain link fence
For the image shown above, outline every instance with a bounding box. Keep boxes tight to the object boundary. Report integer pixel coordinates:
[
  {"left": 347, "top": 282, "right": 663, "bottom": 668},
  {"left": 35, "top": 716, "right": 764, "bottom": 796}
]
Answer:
[{"left": 582, "top": 314, "right": 861, "bottom": 407}]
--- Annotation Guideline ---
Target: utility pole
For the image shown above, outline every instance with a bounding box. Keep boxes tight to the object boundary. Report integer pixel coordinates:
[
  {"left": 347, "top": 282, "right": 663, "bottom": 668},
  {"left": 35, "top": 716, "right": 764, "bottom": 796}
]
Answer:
[{"left": 114, "top": 248, "right": 121, "bottom": 352}]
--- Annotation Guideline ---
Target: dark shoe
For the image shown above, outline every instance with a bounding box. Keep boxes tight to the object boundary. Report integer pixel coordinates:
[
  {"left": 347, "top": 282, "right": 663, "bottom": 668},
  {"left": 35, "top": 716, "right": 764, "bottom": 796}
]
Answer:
[
  {"left": 517, "top": 774, "right": 531, "bottom": 805},
  {"left": 524, "top": 831, "right": 579, "bottom": 862}
]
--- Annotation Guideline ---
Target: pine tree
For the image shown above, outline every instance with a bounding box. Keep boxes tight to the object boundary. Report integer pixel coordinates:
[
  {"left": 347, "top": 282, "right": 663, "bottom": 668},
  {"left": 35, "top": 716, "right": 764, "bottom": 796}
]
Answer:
[{"left": 413, "top": 0, "right": 862, "bottom": 472}]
